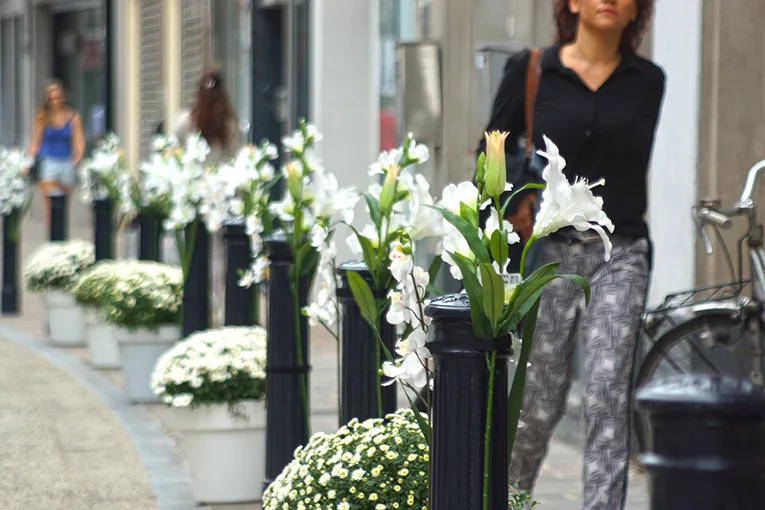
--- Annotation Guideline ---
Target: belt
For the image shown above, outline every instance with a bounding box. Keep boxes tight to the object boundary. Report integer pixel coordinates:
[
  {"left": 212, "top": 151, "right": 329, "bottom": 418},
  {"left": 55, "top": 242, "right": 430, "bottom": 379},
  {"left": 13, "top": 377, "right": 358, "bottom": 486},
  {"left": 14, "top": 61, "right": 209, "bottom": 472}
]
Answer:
[{"left": 549, "top": 228, "right": 603, "bottom": 244}]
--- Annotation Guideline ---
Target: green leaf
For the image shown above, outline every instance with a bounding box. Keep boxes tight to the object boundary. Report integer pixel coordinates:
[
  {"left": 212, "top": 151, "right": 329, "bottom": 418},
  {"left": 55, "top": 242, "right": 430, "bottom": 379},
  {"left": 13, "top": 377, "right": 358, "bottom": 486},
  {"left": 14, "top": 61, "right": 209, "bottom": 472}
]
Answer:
[
  {"left": 460, "top": 201, "right": 479, "bottom": 229},
  {"left": 508, "top": 300, "right": 540, "bottom": 462},
  {"left": 426, "top": 284, "right": 446, "bottom": 297},
  {"left": 427, "top": 256, "right": 442, "bottom": 288},
  {"left": 363, "top": 192, "right": 383, "bottom": 228},
  {"left": 448, "top": 252, "right": 491, "bottom": 338},
  {"left": 346, "top": 271, "right": 379, "bottom": 329},
  {"left": 404, "top": 391, "right": 431, "bottom": 444},
  {"left": 478, "top": 264, "right": 505, "bottom": 330},
  {"left": 500, "top": 183, "right": 546, "bottom": 218},
  {"left": 345, "top": 223, "right": 379, "bottom": 273},
  {"left": 429, "top": 205, "right": 491, "bottom": 264},
  {"left": 561, "top": 274, "right": 591, "bottom": 305},
  {"left": 489, "top": 229, "right": 509, "bottom": 268},
  {"left": 475, "top": 152, "right": 486, "bottom": 184}
]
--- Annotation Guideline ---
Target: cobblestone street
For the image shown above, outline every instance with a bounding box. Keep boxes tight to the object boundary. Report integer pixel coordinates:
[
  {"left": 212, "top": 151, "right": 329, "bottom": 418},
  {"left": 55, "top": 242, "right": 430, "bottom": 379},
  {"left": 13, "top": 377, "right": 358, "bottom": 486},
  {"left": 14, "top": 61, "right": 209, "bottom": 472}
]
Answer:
[{"left": 0, "top": 194, "right": 650, "bottom": 510}]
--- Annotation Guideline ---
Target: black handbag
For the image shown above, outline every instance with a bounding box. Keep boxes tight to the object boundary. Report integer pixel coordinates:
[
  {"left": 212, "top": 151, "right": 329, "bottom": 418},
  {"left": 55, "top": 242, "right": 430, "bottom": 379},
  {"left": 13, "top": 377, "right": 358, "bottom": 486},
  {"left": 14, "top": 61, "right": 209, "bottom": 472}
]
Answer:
[{"left": 502, "top": 47, "right": 543, "bottom": 218}]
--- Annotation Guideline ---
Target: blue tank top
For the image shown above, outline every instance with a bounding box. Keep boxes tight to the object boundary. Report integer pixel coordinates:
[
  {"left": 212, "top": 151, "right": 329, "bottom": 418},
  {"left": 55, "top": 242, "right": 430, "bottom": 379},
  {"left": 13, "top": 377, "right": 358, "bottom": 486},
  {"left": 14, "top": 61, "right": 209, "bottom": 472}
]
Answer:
[{"left": 39, "top": 118, "right": 74, "bottom": 159}]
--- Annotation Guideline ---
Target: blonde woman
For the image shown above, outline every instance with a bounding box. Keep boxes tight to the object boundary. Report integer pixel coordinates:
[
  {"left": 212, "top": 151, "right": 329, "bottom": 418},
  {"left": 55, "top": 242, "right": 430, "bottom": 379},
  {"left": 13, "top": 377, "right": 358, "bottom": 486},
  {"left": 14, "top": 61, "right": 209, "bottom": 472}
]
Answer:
[{"left": 27, "top": 79, "right": 86, "bottom": 228}]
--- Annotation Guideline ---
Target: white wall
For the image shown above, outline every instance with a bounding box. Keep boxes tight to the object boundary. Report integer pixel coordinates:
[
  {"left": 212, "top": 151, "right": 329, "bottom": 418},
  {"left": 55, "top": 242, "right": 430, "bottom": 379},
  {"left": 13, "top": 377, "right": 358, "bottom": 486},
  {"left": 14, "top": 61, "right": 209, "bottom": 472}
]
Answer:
[
  {"left": 647, "top": 0, "right": 702, "bottom": 306},
  {"left": 311, "top": 0, "right": 380, "bottom": 265}
]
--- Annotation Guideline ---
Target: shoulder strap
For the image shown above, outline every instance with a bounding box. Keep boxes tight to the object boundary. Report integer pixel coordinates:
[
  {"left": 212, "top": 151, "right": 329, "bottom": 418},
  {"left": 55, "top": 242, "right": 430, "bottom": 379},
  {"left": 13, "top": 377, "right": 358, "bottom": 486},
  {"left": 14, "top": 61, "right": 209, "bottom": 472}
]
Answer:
[{"left": 524, "top": 48, "right": 543, "bottom": 157}]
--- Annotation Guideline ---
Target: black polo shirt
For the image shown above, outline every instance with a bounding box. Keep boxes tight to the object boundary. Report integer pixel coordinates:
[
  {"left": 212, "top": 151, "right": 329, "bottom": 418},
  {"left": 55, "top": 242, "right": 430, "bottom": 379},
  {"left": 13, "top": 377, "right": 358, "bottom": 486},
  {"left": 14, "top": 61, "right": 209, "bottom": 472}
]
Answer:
[{"left": 480, "top": 44, "right": 666, "bottom": 239}]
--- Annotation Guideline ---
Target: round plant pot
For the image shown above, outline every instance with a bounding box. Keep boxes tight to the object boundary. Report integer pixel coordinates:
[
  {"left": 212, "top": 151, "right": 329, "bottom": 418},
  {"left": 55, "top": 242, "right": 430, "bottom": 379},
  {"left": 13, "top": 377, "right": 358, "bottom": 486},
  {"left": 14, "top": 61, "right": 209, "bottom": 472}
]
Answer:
[
  {"left": 115, "top": 325, "right": 180, "bottom": 403},
  {"left": 82, "top": 308, "right": 122, "bottom": 369},
  {"left": 44, "top": 291, "right": 85, "bottom": 346},
  {"left": 168, "top": 400, "right": 266, "bottom": 504}
]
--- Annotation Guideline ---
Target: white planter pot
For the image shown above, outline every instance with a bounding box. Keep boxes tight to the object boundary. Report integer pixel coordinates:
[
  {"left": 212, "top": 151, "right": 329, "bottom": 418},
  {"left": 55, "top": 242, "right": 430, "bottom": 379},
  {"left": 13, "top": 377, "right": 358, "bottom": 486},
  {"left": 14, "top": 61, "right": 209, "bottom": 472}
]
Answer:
[
  {"left": 115, "top": 325, "right": 180, "bottom": 403},
  {"left": 44, "top": 291, "right": 85, "bottom": 346},
  {"left": 82, "top": 308, "right": 121, "bottom": 369},
  {"left": 169, "top": 400, "right": 266, "bottom": 504}
]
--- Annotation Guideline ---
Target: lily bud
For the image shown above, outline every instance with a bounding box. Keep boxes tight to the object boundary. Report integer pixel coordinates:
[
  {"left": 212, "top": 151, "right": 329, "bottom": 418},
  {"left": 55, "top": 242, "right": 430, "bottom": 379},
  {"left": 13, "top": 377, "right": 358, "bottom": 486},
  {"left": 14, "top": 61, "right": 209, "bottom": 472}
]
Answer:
[
  {"left": 378, "top": 164, "right": 402, "bottom": 214},
  {"left": 484, "top": 131, "right": 509, "bottom": 200},
  {"left": 285, "top": 161, "right": 304, "bottom": 200}
]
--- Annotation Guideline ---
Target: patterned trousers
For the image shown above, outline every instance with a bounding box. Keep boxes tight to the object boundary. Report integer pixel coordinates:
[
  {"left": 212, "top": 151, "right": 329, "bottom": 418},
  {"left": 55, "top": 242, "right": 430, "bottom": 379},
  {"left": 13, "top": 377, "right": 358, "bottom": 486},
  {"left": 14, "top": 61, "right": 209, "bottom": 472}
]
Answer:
[{"left": 509, "top": 237, "right": 650, "bottom": 510}]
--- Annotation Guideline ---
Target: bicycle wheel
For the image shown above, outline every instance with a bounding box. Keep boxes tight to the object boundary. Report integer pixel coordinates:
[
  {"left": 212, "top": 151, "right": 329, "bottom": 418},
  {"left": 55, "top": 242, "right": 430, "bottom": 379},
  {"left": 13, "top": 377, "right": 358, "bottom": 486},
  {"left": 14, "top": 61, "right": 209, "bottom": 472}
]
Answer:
[{"left": 633, "top": 314, "right": 755, "bottom": 453}]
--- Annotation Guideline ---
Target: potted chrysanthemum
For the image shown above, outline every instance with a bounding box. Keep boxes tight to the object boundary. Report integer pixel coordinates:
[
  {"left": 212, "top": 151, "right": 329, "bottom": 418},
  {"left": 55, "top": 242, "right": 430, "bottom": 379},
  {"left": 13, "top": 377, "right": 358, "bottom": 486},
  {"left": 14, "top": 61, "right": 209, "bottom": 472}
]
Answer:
[
  {"left": 71, "top": 260, "right": 123, "bottom": 369},
  {"left": 151, "top": 326, "right": 267, "bottom": 504},
  {"left": 98, "top": 261, "right": 183, "bottom": 402},
  {"left": 23, "top": 239, "right": 95, "bottom": 346}
]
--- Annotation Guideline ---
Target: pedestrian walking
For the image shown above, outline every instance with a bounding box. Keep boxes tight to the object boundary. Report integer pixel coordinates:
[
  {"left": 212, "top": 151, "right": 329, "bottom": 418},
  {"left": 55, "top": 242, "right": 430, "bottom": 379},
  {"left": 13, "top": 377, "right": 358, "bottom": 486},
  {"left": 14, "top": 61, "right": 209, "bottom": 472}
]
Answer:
[
  {"left": 26, "top": 79, "right": 86, "bottom": 231},
  {"left": 174, "top": 70, "right": 243, "bottom": 326},
  {"left": 479, "top": 1, "right": 665, "bottom": 509}
]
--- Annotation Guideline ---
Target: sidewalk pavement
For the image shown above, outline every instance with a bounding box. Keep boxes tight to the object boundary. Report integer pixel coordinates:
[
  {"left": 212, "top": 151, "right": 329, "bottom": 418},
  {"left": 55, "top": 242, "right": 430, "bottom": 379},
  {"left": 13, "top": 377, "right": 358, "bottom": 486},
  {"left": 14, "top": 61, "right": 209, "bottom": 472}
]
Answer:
[{"left": 0, "top": 191, "right": 650, "bottom": 510}]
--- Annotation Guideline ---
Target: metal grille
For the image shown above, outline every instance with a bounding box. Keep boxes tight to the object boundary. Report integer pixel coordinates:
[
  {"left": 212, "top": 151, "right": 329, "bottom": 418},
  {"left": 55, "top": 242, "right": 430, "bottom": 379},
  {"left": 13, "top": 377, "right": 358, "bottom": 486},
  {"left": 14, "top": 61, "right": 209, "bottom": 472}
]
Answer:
[
  {"left": 140, "top": 0, "right": 163, "bottom": 157},
  {"left": 181, "top": 0, "right": 211, "bottom": 109}
]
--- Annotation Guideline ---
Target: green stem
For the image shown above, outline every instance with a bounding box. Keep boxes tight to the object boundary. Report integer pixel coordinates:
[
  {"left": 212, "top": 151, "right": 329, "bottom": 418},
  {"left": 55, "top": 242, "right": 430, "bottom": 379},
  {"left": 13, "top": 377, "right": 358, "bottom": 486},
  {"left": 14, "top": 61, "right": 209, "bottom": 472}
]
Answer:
[
  {"left": 519, "top": 235, "right": 538, "bottom": 277},
  {"left": 290, "top": 268, "right": 311, "bottom": 440},
  {"left": 376, "top": 340, "right": 383, "bottom": 418},
  {"left": 6, "top": 209, "right": 20, "bottom": 245},
  {"left": 482, "top": 351, "right": 497, "bottom": 510}
]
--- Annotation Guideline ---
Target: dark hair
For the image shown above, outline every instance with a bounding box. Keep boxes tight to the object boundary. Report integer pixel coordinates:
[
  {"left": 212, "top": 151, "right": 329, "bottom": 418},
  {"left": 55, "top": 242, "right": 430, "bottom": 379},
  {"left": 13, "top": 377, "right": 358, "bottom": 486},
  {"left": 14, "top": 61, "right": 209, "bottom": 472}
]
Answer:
[
  {"left": 554, "top": 0, "right": 654, "bottom": 52},
  {"left": 190, "top": 70, "right": 238, "bottom": 147}
]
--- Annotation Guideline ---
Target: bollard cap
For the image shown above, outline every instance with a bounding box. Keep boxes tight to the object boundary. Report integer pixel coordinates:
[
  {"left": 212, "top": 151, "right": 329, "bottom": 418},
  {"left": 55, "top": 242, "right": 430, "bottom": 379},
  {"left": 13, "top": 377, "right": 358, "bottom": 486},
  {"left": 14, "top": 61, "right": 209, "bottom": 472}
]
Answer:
[
  {"left": 223, "top": 219, "right": 246, "bottom": 238},
  {"left": 337, "top": 259, "right": 370, "bottom": 275},
  {"left": 265, "top": 230, "right": 292, "bottom": 261},
  {"left": 636, "top": 374, "right": 765, "bottom": 415},
  {"left": 425, "top": 293, "right": 471, "bottom": 321}
]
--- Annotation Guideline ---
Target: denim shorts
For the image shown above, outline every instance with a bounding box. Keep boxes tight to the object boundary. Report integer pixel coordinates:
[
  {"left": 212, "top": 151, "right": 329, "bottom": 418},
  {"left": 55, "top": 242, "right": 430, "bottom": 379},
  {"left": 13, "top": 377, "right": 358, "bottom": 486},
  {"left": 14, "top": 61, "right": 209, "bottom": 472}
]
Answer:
[{"left": 40, "top": 158, "right": 77, "bottom": 186}]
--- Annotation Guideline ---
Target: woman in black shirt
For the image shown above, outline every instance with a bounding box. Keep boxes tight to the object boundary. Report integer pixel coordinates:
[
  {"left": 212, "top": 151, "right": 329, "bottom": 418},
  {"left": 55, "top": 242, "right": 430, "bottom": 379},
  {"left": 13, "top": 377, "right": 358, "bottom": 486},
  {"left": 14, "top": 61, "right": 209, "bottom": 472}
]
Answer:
[{"left": 481, "top": 1, "right": 665, "bottom": 509}]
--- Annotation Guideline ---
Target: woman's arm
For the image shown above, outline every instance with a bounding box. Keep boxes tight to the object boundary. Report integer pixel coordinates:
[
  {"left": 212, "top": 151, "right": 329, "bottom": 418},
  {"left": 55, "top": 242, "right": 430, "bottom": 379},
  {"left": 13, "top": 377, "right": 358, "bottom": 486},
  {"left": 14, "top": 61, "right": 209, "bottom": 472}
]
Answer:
[
  {"left": 71, "top": 112, "right": 86, "bottom": 165},
  {"left": 28, "top": 115, "right": 44, "bottom": 158},
  {"left": 476, "top": 49, "right": 530, "bottom": 157},
  {"left": 174, "top": 111, "right": 192, "bottom": 144}
]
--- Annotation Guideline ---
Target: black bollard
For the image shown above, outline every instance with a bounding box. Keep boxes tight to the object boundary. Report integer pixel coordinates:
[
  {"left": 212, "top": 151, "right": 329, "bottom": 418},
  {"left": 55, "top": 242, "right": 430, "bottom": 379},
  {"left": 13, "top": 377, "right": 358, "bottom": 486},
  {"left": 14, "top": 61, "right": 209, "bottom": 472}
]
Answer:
[
  {"left": 93, "top": 195, "right": 114, "bottom": 261},
  {"left": 425, "top": 294, "right": 511, "bottom": 510},
  {"left": 138, "top": 212, "right": 161, "bottom": 261},
  {"left": 181, "top": 223, "right": 210, "bottom": 338},
  {"left": 49, "top": 191, "right": 67, "bottom": 241},
  {"left": 263, "top": 231, "right": 310, "bottom": 491},
  {"left": 223, "top": 220, "right": 254, "bottom": 326},
  {"left": 636, "top": 374, "right": 765, "bottom": 509},
  {"left": 1, "top": 210, "right": 20, "bottom": 315},
  {"left": 336, "top": 260, "right": 396, "bottom": 424}
]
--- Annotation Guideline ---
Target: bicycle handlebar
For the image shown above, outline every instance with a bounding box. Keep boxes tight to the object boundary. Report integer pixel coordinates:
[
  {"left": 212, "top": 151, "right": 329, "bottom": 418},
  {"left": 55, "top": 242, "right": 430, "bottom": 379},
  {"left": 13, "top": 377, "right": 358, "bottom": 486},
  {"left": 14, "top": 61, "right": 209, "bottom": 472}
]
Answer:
[{"left": 735, "top": 159, "right": 765, "bottom": 210}]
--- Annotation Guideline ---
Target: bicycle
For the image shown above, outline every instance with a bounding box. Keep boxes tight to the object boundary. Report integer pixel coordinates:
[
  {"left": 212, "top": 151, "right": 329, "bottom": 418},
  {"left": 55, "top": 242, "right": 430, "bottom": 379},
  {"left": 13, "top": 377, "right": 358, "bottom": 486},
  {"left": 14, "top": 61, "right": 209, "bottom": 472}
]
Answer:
[{"left": 632, "top": 159, "right": 765, "bottom": 453}]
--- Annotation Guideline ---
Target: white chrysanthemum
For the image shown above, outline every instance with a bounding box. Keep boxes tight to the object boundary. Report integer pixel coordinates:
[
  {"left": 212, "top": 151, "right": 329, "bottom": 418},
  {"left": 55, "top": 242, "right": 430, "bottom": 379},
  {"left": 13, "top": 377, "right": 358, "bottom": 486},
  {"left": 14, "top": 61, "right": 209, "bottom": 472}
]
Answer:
[
  {"left": 23, "top": 240, "right": 95, "bottom": 292},
  {"left": 151, "top": 326, "right": 267, "bottom": 408},
  {"left": 262, "top": 409, "right": 429, "bottom": 510}
]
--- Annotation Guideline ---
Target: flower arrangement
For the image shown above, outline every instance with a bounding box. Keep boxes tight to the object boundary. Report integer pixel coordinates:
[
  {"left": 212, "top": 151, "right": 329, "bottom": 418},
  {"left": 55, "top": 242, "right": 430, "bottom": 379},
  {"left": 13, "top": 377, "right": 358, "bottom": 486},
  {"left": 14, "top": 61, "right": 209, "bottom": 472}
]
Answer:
[
  {"left": 262, "top": 408, "right": 537, "bottom": 510},
  {"left": 81, "top": 260, "right": 183, "bottom": 331},
  {"left": 199, "top": 141, "right": 280, "bottom": 287},
  {"left": 23, "top": 240, "right": 95, "bottom": 293},
  {"left": 376, "top": 134, "right": 611, "bottom": 507},
  {"left": 262, "top": 409, "right": 429, "bottom": 510},
  {"left": 71, "top": 260, "right": 123, "bottom": 308},
  {"left": 151, "top": 325, "right": 267, "bottom": 408},
  {"left": 267, "top": 121, "right": 359, "bottom": 433},
  {"left": 0, "top": 147, "right": 33, "bottom": 217},
  {"left": 79, "top": 133, "right": 136, "bottom": 217},
  {"left": 0, "top": 147, "right": 34, "bottom": 244},
  {"left": 317, "top": 133, "right": 444, "bottom": 417},
  {"left": 138, "top": 133, "right": 218, "bottom": 280}
]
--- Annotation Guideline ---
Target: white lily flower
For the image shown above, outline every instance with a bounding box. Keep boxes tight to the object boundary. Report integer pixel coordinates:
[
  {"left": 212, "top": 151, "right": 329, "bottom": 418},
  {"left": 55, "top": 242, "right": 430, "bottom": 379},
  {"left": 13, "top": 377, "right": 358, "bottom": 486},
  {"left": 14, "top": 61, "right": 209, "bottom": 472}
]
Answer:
[
  {"left": 533, "top": 136, "right": 615, "bottom": 260},
  {"left": 485, "top": 208, "right": 521, "bottom": 245},
  {"left": 369, "top": 148, "right": 402, "bottom": 176},
  {"left": 439, "top": 181, "right": 480, "bottom": 216},
  {"left": 440, "top": 226, "right": 475, "bottom": 280}
]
